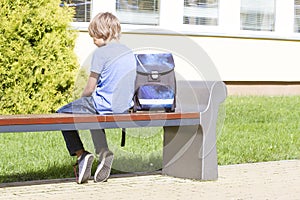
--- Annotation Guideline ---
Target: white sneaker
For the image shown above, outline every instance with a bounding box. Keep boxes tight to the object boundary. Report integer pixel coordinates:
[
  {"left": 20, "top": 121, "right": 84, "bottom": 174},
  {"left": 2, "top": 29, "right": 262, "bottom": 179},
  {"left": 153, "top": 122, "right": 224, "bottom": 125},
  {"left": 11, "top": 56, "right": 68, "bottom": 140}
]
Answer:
[
  {"left": 76, "top": 151, "right": 94, "bottom": 184},
  {"left": 94, "top": 150, "right": 114, "bottom": 182}
]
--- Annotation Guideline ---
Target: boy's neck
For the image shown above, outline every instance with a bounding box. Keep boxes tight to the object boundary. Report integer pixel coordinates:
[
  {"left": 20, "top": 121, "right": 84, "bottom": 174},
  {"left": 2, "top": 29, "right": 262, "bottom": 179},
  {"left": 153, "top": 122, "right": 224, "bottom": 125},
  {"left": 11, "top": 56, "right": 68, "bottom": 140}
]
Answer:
[{"left": 106, "top": 39, "right": 119, "bottom": 44}]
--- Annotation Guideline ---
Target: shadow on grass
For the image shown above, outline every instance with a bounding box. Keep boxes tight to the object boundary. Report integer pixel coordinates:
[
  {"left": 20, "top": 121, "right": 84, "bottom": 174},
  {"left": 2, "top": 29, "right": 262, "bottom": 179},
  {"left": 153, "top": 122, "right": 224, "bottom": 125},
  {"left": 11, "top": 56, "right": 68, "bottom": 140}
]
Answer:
[
  {"left": 0, "top": 156, "right": 162, "bottom": 188},
  {"left": 0, "top": 163, "right": 75, "bottom": 187}
]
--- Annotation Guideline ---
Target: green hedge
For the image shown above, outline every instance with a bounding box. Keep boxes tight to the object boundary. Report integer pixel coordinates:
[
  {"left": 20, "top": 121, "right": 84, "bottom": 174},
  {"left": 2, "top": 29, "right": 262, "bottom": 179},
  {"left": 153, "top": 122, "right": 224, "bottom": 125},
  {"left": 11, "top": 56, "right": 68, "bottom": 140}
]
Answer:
[{"left": 0, "top": 0, "right": 79, "bottom": 114}]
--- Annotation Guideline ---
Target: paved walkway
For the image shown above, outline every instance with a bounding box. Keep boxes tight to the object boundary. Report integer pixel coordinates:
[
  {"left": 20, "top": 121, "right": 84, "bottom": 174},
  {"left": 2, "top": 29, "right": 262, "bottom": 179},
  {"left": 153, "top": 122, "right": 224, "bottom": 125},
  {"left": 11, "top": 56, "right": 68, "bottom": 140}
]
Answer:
[{"left": 0, "top": 160, "right": 299, "bottom": 200}]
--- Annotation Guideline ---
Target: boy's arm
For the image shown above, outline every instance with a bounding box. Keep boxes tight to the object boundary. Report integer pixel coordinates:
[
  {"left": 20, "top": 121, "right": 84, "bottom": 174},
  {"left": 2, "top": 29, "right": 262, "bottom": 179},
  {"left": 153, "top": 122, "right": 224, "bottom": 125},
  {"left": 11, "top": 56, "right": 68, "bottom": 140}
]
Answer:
[{"left": 81, "top": 72, "right": 99, "bottom": 97}]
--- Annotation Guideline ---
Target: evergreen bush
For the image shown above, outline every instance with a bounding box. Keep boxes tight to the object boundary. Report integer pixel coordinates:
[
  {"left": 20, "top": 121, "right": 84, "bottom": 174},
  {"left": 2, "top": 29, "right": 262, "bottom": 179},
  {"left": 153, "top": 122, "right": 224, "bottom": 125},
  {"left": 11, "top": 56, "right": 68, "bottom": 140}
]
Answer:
[{"left": 0, "top": 0, "right": 79, "bottom": 114}]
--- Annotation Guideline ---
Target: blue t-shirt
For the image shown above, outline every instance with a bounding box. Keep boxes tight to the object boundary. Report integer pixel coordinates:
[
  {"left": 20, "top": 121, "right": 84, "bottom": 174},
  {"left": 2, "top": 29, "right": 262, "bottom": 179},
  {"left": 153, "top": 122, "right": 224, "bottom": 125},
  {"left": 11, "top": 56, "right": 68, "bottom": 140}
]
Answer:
[{"left": 90, "top": 43, "right": 136, "bottom": 114}]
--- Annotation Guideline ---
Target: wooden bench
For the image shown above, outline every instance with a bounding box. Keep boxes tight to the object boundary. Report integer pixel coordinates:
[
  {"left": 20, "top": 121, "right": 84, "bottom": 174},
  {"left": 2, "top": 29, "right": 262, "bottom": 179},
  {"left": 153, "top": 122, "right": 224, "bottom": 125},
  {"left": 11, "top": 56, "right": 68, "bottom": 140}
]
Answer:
[{"left": 0, "top": 80, "right": 227, "bottom": 181}]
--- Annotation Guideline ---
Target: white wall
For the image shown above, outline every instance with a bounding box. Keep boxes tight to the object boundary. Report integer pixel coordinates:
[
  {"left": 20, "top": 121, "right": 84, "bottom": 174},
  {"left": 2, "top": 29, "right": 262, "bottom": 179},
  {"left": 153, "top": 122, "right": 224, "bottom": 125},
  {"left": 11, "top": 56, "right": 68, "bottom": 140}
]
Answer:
[
  {"left": 74, "top": 31, "right": 300, "bottom": 82},
  {"left": 192, "top": 36, "right": 300, "bottom": 81}
]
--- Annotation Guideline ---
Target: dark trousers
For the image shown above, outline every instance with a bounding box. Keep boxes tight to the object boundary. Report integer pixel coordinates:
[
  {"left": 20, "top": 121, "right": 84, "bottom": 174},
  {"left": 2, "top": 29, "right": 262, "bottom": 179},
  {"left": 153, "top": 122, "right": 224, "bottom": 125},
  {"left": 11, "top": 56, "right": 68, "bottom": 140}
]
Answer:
[{"left": 57, "top": 97, "right": 108, "bottom": 156}]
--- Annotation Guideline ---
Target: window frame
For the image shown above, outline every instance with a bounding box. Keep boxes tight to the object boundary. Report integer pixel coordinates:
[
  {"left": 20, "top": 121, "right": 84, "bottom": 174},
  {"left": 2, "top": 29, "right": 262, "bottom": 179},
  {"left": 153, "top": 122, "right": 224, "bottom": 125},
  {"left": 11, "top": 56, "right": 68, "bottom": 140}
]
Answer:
[
  {"left": 60, "top": 0, "right": 92, "bottom": 22},
  {"left": 240, "top": 0, "right": 276, "bottom": 32},
  {"left": 116, "top": 0, "right": 160, "bottom": 26},
  {"left": 69, "top": 0, "right": 300, "bottom": 41},
  {"left": 295, "top": 2, "right": 300, "bottom": 32}
]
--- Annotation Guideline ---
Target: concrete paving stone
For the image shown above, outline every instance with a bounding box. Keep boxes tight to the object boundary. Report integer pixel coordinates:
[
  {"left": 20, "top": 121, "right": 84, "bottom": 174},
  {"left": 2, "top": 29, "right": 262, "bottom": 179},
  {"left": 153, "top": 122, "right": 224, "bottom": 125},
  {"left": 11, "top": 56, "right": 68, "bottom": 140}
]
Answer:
[{"left": 0, "top": 160, "right": 299, "bottom": 200}]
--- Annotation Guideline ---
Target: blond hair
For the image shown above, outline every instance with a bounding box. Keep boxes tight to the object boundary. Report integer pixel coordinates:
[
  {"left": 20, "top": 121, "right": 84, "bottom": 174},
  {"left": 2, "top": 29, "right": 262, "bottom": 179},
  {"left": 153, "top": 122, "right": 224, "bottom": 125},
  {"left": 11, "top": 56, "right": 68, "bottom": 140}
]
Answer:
[{"left": 88, "top": 12, "right": 121, "bottom": 41}]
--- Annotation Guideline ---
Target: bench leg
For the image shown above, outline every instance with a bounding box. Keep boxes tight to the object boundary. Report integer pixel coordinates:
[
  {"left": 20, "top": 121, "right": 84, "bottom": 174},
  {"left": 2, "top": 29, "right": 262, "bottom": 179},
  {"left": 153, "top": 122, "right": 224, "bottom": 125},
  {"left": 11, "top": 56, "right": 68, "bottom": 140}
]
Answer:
[
  {"left": 90, "top": 129, "right": 109, "bottom": 155},
  {"left": 162, "top": 125, "right": 218, "bottom": 180}
]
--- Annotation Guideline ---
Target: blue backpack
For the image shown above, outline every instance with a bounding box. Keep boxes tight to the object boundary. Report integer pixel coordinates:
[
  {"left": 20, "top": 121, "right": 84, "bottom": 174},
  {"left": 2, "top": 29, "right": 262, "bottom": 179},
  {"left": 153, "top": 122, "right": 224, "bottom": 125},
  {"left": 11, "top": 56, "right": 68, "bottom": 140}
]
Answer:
[
  {"left": 121, "top": 53, "right": 176, "bottom": 147},
  {"left": 132, "top": 53, "right": 176, "bottom": 112}
]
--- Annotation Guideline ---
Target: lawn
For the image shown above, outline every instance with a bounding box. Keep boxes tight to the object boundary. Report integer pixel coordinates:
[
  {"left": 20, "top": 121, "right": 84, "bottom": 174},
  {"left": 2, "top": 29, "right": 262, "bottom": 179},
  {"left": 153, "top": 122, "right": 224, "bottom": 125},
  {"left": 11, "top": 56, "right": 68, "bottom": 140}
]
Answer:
[{"left": 0, "top": 96, "right": 299, "bottom": 183}]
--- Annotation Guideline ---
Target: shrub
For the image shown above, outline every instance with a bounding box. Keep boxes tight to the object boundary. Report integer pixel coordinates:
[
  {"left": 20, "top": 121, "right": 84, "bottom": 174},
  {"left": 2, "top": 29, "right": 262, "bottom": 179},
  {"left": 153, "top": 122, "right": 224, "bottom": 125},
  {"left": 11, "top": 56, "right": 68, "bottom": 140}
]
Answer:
[{"left": 0, "top": 0, "right": 79, "bottom": 114}]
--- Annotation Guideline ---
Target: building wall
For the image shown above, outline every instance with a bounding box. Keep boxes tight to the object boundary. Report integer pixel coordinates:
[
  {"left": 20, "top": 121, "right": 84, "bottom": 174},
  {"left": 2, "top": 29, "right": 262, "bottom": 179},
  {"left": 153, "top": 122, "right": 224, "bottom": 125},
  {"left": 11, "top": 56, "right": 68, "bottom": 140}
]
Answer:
[{"left": 75, "top": 31, "right": 300, "bottom": 82}]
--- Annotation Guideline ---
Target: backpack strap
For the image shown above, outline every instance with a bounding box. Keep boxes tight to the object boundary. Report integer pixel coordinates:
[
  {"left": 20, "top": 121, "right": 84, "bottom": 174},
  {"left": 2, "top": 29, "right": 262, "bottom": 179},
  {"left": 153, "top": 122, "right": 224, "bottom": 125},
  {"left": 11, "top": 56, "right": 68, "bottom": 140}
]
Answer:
[{"left": 121, "top": 128, "right": 126, "bottom": 147}]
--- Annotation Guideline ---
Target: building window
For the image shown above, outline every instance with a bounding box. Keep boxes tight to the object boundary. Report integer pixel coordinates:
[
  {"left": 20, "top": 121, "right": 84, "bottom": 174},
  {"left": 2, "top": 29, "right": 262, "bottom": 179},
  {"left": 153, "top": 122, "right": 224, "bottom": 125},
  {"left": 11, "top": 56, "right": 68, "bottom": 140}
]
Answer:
[
  {"left": 116, "top": 0, "right": 160, "bottom": 25},
  {"left": 183, "top": 0, "right": 219, "bottom": 26},
  {"left": 60, "top": 0, "right": 91, "bottom": 22},
  {"left": 240, "top": 0, "right": 275, "bottom": 31},
  {"left": 295, "top": 0, "right": 300, "bottom": 32}
]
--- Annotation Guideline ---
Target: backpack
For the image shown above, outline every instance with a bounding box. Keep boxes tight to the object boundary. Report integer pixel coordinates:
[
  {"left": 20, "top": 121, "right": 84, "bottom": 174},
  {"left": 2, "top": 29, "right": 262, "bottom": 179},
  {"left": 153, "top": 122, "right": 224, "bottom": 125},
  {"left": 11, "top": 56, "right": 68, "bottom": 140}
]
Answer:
[
  {"left": 132, "top": 53, "right": 176, "bottom": 112},
  {"left": 121, "top": 53, "right": 177, "bottom": 147}
]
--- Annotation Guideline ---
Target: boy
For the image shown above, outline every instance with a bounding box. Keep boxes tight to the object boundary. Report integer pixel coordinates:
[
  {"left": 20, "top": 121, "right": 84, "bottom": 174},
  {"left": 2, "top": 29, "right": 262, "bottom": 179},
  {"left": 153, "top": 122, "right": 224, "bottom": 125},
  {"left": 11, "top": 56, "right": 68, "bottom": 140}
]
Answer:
[{"left": 57, "top": 12, "right": 136, "bottom": 184}]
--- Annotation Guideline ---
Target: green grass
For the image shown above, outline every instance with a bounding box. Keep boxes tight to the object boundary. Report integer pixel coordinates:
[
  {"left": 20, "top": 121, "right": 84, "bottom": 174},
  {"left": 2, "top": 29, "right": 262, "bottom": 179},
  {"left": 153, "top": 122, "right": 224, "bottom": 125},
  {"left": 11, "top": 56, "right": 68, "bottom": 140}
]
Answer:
[
  {"left": 0, "top": 96, "right": 299, "bottom": 183},
  {"left": 217, "top": 96, "right": 300, "bottom": 164}
]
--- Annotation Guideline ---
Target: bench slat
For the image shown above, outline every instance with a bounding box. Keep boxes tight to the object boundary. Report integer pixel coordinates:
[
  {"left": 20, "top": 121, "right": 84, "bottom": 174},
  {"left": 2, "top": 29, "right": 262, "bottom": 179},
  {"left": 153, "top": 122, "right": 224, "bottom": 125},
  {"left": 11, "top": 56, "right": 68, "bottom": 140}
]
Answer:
[{"left": 0, "top": 112, "right": 200, "bottom": 126}]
